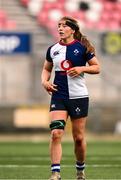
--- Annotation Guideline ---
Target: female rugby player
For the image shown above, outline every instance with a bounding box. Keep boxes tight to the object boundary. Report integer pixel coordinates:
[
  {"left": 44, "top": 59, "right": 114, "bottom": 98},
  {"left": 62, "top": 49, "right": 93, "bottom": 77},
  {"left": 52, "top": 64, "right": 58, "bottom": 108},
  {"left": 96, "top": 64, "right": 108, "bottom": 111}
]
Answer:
[{"left": 41, "top": 16, "right": 100, "bottom": 180}]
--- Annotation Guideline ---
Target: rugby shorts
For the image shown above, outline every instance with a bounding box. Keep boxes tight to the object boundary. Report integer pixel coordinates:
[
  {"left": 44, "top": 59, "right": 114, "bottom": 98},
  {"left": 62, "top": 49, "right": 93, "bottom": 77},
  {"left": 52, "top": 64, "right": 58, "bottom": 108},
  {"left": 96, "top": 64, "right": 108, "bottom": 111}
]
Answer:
[{"left": 50, "top": 97, "right": 89, "bottom": 118}]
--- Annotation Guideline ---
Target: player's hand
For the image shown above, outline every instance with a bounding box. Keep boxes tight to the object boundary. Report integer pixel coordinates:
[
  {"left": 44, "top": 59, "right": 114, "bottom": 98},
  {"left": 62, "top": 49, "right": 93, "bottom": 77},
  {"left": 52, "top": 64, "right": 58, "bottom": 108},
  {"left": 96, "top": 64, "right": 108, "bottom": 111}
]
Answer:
[
  {"left": 43, "top": 81, "right": 57, "bottom": 95},
  {"left": 67, "top": 67, "right": 84, "bottom": 78}
]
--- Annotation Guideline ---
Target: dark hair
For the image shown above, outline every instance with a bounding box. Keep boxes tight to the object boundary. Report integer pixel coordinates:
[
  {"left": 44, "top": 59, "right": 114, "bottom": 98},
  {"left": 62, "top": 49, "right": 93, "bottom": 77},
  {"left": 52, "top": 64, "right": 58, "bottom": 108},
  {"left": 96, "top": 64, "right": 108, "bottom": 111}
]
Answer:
[{"left": 59, "top": 16, "right": 95, "bottom": 54}]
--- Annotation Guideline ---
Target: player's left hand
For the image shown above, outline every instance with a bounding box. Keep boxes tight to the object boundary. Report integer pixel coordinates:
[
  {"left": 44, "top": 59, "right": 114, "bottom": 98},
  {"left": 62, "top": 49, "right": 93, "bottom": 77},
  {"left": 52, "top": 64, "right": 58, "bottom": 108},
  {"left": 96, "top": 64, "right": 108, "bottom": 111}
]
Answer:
[{"left": 67, "top": 67, "right": 84, "bottom": 77}]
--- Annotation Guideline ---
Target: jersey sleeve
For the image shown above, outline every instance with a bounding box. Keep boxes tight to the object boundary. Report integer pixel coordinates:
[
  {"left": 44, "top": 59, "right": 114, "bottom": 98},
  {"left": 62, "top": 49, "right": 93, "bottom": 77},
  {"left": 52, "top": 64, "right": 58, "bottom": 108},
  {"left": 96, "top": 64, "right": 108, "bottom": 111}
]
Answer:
[
  {"left": 46, "top": 47, "right": 52, "bottom": 62},
  {"left": 85, "top": 51, "right": 95, "bottom": 61}
]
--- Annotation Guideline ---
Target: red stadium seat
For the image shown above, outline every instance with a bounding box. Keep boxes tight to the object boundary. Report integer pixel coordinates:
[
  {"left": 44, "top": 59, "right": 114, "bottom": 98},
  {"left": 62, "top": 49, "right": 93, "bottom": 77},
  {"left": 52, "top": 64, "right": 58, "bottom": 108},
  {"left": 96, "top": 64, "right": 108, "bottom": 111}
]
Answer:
[
  {"left": 72, "top": 11, "right": 85, "bottom": 21},
  {"left": 0, "top": 21, "right": 3, "bottom": 30},
  {"left": 96, "top": 21, "right": 107, "bottom": 30},
  {"left": 111, "top": 11, "right": 121, "bottom": 22},
  {"left": 43, "top": 1, "right": 64, "bottom": 12},
  {"left": 0, "top": 10, "right": 7, "bottom": 30},
  {"left": 5, "top": 20, "right": 17, "bottom": 30},
  {"left": 104, "top": 1, "right": 114, "bottom": 11},
  {"left": 85, "top": 20, "right": 96, "bottom": 30},
  {"left": 116, "top": 2, "right": 121, "bottom": 11},
  {"left": 101, "top": 11, "right": 110, "bottom": 22},
  {"left": 37, "top": 10, "right": 49, "bottom": 25},
  {"left": 0, "top": 10, "right": 17, "bottom": 30},
  {"left": 21, "top": 0, "right": 30, "bottom": 7},
  {"left": 0, "top": 10, "right": 7, "bottom": 22},
  {"left": 108, "top": 20, "right": 120, "bottom": 30}
]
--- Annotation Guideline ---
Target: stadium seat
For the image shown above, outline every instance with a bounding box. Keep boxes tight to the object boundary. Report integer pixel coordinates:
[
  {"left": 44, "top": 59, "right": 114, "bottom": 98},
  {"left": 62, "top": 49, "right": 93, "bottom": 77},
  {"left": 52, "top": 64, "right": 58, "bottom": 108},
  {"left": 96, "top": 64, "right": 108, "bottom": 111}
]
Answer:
[
  {"left": 49, "top": 9, "right": 63, "bottom": 21},
  {"left": 89, "top": 1, "right": 103, "bottom": 12},
  {"left": 102, "top": 10, "right": 111, "bottom": 20},
  {"left": 0, "top": 10, "right": 7, "bottom": 22},
  {"left": 0, "top": 10, "right": 17, "bottom": 30},
  {"left": 96, "top": 21, "right": 107, "bottom": 30},
  {"left": 37, "top": 10, "right": 48, "bottom": 25},
  {"left": 111, "top": 11, "right": 121, "bottom": 21},
  {"left": 116, "top": 2, "right": 121, "bottom": 11},
  {"left": 72, "top": 11, "right": 85, "bottom": 21},
  {"left": 108, "top": 20, "right": 120, "bottom": 30},
  {"left": 28, "top": 0, "right": 43, "bottom": 16},
  {"left": 85, "top": 10, "right": 101, "bottom": 22},
  {"left": 5, "top": 20, "right": 17, "bottom": 30},
  {"left": 64, "top": 0, "right": 79, "bottom": 12},
  {"left": 85, "top": 20, "right": 96, "bottom": 29},
  {"left": 0, "top": 21, "right": 3, "bottom": 30},
  {"left": 21, "top": 0, "right": 30, "bottom": 7},
  {"left": 43, "top": 1, "right": 64, "bottom": 12},
  {"left": 104, "top": 1, "right": 114, "bottom": 11}
]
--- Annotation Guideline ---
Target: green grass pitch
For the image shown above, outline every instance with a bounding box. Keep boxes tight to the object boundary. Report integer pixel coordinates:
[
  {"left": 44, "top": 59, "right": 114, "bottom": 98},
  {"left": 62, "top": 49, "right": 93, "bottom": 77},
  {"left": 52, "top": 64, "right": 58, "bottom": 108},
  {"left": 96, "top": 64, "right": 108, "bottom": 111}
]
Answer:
[{"left": 0, "top": 140, "right": 121, "bottom": 179}]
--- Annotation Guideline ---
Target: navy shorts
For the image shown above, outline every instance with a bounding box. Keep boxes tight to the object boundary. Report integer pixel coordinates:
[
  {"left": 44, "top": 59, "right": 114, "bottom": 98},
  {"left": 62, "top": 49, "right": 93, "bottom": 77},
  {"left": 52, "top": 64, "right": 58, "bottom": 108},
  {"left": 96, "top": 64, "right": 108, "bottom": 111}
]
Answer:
[{"left": 50, "top": 97, "right": 89, "bottom": 118}]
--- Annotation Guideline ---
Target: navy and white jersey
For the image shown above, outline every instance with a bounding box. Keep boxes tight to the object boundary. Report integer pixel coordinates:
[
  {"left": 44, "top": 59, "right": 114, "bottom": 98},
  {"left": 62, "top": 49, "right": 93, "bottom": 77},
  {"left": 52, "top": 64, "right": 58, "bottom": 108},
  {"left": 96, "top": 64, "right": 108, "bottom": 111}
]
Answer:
[{"left": 46, "top": 40, "right": 95, "bottom": 99}]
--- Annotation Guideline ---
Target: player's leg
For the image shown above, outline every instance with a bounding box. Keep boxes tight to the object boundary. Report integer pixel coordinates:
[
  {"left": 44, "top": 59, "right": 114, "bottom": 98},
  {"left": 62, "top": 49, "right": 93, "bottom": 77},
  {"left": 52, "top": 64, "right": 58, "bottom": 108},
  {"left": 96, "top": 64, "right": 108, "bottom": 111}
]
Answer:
[
  {"left": 67, "top": 97, "right": 89, "bottom": 180},
  {"left": 50, "top": 110, "right": 68, "bottom": 164},
  {"left": 49, "top": 110, "right": 68, "bottom": 180},
  {"left": 71, "top": 117, "right": 87, "bottom": 180}
]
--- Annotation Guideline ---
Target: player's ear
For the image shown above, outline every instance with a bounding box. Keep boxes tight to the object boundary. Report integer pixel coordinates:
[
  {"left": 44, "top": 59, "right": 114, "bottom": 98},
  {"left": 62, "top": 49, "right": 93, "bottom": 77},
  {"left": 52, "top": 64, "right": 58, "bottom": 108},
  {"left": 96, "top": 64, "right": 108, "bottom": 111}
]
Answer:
[{"left": 71, "top": 29, "right": 75, "bottom": 34}]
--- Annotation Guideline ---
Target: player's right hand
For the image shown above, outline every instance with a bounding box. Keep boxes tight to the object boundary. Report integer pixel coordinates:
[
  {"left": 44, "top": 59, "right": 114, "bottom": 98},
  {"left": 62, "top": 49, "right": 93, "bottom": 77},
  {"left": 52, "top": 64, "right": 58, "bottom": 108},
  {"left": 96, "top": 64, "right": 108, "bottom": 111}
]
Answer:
[{"left": 43, "top": 81, "right": 58, "bottom": 95}]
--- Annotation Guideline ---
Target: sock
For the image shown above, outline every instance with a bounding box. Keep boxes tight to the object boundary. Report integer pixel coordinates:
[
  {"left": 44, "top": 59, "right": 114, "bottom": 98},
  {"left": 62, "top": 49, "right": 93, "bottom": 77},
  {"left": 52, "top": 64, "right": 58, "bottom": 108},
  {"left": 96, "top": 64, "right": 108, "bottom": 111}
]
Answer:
[
  {"left": 76, "top": 161, "right": 85, "bottom": 171},
  {"left": 51, "top": 164, "right": 60, "bottom": 172}
]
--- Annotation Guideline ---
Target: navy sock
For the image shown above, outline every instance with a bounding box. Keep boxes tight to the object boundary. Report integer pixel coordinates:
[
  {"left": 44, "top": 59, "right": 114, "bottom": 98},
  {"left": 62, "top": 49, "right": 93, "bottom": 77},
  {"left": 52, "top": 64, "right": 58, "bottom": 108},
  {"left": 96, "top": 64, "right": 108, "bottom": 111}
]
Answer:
[
  {"left": 76, "top": 161, "right": 85, "bottom": 171},
  {"left": 51, "top": 164, "right": 60, "bottom": 172}
]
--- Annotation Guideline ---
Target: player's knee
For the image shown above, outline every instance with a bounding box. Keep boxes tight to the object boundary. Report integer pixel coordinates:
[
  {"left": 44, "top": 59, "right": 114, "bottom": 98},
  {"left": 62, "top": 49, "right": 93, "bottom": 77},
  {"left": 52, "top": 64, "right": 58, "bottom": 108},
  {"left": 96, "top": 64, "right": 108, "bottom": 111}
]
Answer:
[
  {"left": 49, "top": 120, "right": 66, "bottom": 131},
  {"left": 50, "top": 120, "right": 66, "bottom": 141},
  {"left": 51, "top": 129, "right": 63, "bottom": 142},
  {"left": 74, "top": 135, "right": 84, "bottom": 146}
]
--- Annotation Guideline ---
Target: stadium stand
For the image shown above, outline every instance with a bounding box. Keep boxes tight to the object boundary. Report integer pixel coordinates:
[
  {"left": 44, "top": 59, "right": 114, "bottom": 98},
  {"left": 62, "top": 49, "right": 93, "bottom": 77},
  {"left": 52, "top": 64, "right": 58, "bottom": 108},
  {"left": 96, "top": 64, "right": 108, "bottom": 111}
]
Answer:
[
  {"left": 20, "top": 0, "right": 121, "bottom": 38},
  {"left": 0, "top": 0, "right": 121, "bottom": 133}
]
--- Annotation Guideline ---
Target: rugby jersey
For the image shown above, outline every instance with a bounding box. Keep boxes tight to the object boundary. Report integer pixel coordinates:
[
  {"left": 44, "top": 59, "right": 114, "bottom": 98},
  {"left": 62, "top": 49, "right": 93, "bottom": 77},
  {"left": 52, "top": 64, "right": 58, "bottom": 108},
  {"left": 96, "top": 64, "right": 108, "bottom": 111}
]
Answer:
[{"left": 46, "top": 40, "right": 95, "bottom": 99}]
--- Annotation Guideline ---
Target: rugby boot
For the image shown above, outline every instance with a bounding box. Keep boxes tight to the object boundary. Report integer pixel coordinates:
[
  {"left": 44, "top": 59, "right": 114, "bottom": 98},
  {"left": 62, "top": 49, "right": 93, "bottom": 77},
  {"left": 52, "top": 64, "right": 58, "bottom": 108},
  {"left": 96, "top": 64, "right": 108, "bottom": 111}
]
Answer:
[
  {"left": 77, "top": 170, "right": 85, "bottom": 180},
  {"left": 49, "top": 172, "right": 61, "bottom": 180}
]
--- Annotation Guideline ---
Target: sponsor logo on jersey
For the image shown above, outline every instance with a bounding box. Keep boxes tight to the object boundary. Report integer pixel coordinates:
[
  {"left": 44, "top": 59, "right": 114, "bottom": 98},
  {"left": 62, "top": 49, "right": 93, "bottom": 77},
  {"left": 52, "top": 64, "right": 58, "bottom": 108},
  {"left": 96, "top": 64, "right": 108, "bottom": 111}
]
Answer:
[{"left": 60, "top": 60, "right": 72, "bottom": 71}]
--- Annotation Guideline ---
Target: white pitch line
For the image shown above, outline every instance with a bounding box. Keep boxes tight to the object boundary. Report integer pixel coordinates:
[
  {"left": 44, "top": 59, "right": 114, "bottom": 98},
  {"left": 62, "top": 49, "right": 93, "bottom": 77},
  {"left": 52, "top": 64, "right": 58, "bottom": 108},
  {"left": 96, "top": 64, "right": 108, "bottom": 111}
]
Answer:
[
  {"left": 0, "top": 164, "right": 121, "bottom": 168},
  {"left": 0, "top": 156, "right": 121, "bottom": 161},
  {"left": 0, "top": 157, "right": 50, "bottom": 161}
]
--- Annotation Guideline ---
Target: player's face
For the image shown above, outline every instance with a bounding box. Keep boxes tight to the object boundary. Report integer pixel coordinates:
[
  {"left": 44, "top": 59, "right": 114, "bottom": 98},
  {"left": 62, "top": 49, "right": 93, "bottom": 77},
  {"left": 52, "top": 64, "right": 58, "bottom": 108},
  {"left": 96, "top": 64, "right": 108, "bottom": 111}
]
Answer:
[{"left": 58, "top": 20, "right": 75, "bottom": 41}]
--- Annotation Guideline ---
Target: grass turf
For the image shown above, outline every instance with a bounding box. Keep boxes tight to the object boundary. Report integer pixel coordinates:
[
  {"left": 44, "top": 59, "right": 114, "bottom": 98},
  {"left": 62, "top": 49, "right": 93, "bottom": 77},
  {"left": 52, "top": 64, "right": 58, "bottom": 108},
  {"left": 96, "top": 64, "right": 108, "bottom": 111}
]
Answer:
[{"left": 0, "top": 140, "right": 121, "bottom": 179}]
